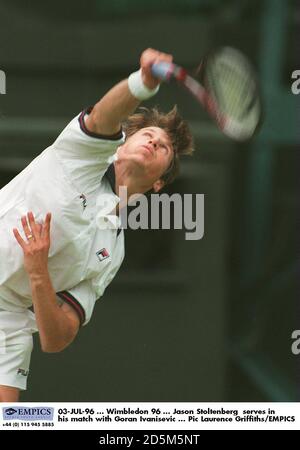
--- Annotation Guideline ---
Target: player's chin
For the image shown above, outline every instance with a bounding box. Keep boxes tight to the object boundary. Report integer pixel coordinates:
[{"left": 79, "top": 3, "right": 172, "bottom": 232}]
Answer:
[{"left": 130, "top": 152, "right": 151, "bottom": 169}]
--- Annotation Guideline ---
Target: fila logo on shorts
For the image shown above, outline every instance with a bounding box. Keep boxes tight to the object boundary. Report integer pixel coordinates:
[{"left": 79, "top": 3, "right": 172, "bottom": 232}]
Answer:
[{"left": 96, "top": 248, "right": 110, "bottom": 262}]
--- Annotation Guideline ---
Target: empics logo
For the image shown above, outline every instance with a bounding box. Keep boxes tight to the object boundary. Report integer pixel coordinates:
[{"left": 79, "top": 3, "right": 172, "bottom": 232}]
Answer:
[
  {"left": 0, "top": 70, "right": 6, "bottom": 94},
  {"left": 2, "top": 407, "right": 54, "bottom": 421},
  {"left": 4, "top": 408, "right": 17, "bottom": 416}
]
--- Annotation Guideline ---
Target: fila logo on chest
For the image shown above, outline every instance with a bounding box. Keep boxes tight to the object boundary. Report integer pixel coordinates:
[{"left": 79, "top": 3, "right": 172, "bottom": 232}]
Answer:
[{"left": 96, "top": 248, "right": 110, "bottom": 262}]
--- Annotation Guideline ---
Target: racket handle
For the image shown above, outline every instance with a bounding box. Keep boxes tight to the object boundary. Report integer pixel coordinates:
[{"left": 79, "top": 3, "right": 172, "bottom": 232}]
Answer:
[{"left": 151, "top": 62, "right": 174, "bottom": 82}]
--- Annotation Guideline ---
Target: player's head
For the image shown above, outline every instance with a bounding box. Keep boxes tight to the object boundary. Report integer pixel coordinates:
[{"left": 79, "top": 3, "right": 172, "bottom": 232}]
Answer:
[{"left": 117, "top": 106, "right": 194, "bottom": 193}]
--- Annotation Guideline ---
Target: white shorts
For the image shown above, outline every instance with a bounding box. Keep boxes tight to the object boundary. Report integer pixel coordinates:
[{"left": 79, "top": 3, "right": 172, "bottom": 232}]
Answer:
[{"left": 0, "top": 308, "right": 38, "bottom": 391}]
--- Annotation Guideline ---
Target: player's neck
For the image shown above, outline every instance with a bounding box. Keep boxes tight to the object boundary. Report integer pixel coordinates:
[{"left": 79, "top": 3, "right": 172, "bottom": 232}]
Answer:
[{"left": 114, "top": 161, "right": 153, "bottom": 201}]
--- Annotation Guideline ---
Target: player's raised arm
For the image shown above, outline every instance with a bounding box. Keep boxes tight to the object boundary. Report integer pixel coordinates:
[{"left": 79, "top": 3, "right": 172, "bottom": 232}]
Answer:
[{"left": 85, "top": 48, "right": 173, "bottom": 136}]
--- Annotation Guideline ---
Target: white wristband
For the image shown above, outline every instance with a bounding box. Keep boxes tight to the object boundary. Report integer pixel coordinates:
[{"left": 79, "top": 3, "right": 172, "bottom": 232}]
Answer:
[{"left": 128, "top": 69, "right": 160, "bottom": 101}]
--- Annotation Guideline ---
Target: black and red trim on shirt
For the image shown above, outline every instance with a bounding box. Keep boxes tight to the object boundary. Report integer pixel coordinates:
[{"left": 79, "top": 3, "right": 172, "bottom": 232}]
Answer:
[
  {"left": 78, "top": 106, "right": 123, "bottom": 140},
  {"left": 57, "top": 290, "right": 86, "bottom": 326}
]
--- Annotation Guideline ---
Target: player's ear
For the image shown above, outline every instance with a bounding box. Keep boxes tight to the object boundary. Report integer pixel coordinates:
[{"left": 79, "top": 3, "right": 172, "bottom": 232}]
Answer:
[{"left": 152, "top": 179, "right": 165, "bottom": 193}]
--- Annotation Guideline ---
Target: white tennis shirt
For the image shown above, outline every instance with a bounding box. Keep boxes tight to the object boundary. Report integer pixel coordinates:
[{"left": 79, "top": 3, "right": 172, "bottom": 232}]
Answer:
[{"left": 0, "top": 107, "right": 126, "bottom": 326}]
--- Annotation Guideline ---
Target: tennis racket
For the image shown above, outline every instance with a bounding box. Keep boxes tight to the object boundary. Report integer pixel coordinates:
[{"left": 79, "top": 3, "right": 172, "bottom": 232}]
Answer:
[{"left": 151, "top": 47, "right": 262, "bottom": 141}]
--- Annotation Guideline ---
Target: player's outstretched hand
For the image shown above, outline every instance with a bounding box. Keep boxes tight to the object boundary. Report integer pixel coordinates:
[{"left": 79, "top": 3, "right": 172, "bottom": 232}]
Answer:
[
  {"left": 140, "top": 48, "right": 173, "bottom": 90},
  {"left": 13, "top": 211, "right": 52, "bottom": 277}
]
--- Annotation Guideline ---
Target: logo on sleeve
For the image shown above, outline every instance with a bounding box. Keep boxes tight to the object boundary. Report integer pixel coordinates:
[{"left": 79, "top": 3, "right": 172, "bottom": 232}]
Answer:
[{"left": 96, "top": 248, "right": 110, "bottom": 262}]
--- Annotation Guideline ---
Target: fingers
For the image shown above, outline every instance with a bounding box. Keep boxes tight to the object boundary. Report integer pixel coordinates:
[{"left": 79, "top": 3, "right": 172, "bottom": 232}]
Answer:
[
  {"left": 154, "top": 51, "right": 173, "bottom": 64},
  {"left": 140, "top": 48, "right": 173, "bottom": 89},
  {"left": 41, "top": 212, "right": 51, "bottom": 239},
  {"left": 13, "top": 227, "right": 25, "bottom": 249},
  {"left": 27, "top": 211, "right": 39, "bottom": 239},
  {"left": 12, "top": 212, "right": 51, "bottom": 246},
  {"left": 35, "top": 223, "right": 42, "bottom": 234},
  {"left": 21, "top": 214, "right": 34, "bottom": 240},
  {"left": 141, "top": 48, "right": 173, "bottom": 68}
]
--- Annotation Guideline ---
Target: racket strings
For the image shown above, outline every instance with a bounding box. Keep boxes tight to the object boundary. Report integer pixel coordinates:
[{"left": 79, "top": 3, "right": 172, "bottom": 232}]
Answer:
[{"left": 207, "top": 59, "right": 255, "bottom": 121}]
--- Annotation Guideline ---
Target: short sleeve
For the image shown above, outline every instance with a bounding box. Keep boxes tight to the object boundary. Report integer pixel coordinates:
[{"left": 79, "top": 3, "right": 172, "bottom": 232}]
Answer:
[
  {"left": 52, "top": 107, "right": 125, "bottom": 195},
  {"left": 57, "top": 279, "right": 98, "bottom": 326}
]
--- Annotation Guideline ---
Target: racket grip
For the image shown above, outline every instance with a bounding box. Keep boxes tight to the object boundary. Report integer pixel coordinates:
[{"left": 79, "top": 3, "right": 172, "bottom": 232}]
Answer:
[{"left": 151, "top": 62, "right": 174, "bottom": 82}]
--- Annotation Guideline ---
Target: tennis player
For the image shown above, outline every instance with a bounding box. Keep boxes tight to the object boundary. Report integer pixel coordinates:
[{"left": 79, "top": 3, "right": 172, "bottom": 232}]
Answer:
[{"left": 0, "top": 48, "right": 193, "bottom": 401}]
